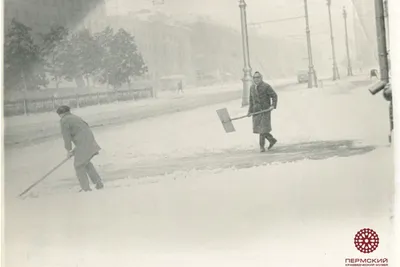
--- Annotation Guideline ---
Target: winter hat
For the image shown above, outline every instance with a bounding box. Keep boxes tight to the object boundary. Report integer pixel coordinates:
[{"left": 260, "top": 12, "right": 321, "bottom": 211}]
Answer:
[
  {"left": 56, "top": 105, "right": 71, "bottom": 115},
  {"left": 253, "top": 71, "right": 262, "bottom": 77}
]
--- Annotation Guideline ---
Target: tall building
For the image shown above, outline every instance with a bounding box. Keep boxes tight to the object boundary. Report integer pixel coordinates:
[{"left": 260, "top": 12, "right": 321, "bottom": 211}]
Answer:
[
  {"left": 4, "top": 0, "right": 107, "bottom": 35},
  {"left": 189, "top": 20, "right": 242, "bottom": 83},
  {"left": 106, "top": 11, "right": 308, "bottom": 87},
  {"left": 189, "top": 18, "right": 308, "bottom": 82}
]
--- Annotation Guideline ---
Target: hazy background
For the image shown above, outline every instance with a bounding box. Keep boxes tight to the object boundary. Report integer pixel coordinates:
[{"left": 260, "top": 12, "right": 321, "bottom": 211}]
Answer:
[
  {"left": 106, "top": 0, "right": 378, "bottom": 73},
  {"left": 4, "top": 0, "right": 378, "bottom": 96}
]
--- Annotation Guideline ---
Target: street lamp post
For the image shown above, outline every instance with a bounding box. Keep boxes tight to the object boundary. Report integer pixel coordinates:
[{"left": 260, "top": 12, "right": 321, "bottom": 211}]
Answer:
[
  {"left": 239, "top": 0, "right": 252, "bottom": 107},
  {"left": 383, "top": 0, "right": 390, "bottom": 56},
  {"left": 374, "top": 0, "right": 389, "bottom": 83},
  {"left": 343, "top": 6, "right": 353, "bottom": 76},
  {"left": 327, "top": 0, "right": 340, "bottom": 80},
  {"left": 303, "top": 0, "right": 318, "bottom": 88}
]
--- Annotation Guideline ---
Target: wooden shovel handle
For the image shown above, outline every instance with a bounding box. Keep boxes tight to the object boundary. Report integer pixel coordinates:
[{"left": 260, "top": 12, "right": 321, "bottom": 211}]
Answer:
[
  {"left": 231, "top": 107, "right": 273, "bottom": 121},
  {"left": 18, "top": 157, "right": 71, "bottom": 197}
]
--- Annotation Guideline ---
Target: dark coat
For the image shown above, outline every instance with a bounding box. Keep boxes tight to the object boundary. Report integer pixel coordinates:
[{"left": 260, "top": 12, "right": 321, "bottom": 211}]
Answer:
[
  {"left": 370, "top": 69, "right": 378, "bottom": 78},
  {"left": 248, "top": 81, "right": 278, "bottom": 134},
  {"left": 383, "top": 83, "right": 392, "bottom": 101},
  {"left": 60, "top": 113, "right": 101, "bottom": 167},
  {"left": 383, "top": 83, "right": 393, "bottom": 130}
]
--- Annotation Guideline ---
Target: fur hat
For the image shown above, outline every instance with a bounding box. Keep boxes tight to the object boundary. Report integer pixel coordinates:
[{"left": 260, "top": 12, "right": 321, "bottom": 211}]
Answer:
[{"left": 56, "top": 105, "right": 71, "bottom": 115}]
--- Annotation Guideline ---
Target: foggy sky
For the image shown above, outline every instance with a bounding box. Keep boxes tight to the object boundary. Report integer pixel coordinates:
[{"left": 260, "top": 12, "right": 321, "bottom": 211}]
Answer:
[
  {"left": 105, "top": 0, "right": 355, "bottom": 34},
  {"left": 105, "top": 0, "right": 360, "bottom": 71}
]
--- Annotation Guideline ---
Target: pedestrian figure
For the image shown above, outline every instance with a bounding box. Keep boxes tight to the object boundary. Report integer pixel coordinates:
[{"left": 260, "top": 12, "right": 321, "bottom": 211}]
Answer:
[
  {"left": 247, "top": 71, "right": 278, "bottom": 152},
  {"left": 177, "top": 80, "right": 184, "bottom": 94},
  {"left": 370, "top": 69, "right": 379, "bottom": 79},
  {"left": 57, "top": 105, "right": 104, "bottom": 192}
]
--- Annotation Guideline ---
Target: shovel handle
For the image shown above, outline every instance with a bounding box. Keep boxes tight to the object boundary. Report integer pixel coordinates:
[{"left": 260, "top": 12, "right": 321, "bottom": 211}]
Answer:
[
  {"left": 231, "top": 115, "right": 248, "bottom": 121},
  {"left": 231, "top": 107, "right": 273, "bottom": 121},
  {"left": 18, "top": 157, "right": 71, "bottom": 197}
]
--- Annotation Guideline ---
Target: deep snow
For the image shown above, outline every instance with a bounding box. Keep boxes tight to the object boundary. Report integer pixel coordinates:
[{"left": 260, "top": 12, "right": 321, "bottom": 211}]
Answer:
[
  {"left": 3, "top": 76, "right": 396, "bottom": 267},
  {"left": 5, "top": 149, "right": 394, "bottom": 267}
]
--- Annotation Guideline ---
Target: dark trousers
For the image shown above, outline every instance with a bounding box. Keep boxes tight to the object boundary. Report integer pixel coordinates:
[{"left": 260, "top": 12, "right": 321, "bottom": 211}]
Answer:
[
  {"left": 259, "top": 133, "right": 276, "bottom": 148},
  {"left": 75, "top": 161, "right": 102, "bottom": 191}
]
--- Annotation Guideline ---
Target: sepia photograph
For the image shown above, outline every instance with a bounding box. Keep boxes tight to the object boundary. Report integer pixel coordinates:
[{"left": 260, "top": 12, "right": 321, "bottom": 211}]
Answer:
[{"left": 1, "top": 0, "right": 398, "bottom": 266}]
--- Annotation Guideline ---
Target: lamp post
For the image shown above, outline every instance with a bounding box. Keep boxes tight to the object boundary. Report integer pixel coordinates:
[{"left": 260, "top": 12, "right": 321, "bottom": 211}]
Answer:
[
  {"left": 374, "top": 0, "right": 391, "bottom": 142},
  {"left": 303, "top": 0, "right": 318, "bottom": 88},
  {"left": 374, "top": 0, "right": 389, "bottom": 83},
  {"left": 343, "top": 6, "right": 353, "bottom": 76},
  {"left": 327, "top": 0, "right": 340, "bottom": 80},
  {"left": 383, "top": 0, "right": 390, "bottom": 52},
  {"left": 239, "top": 0, "right": 252, "bottom": 107}
]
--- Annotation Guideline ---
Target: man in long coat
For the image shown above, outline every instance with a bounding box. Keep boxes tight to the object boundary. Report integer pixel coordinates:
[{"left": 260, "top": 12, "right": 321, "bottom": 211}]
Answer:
[
  {"left": 57, "top": 105, "right": 104, "bottom": 192},
  {"left": 247, "top": 71, "right": 278, "bottom": 152}
]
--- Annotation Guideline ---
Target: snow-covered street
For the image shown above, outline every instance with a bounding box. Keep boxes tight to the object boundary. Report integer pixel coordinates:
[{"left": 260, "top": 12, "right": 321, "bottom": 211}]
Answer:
[{"left": 4, "top": 76, "right": 395, "bottom": 267}]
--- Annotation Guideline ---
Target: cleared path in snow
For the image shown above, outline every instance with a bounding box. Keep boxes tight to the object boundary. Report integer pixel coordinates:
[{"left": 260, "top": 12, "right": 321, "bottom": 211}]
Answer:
[{"left": 55, "top": 139, "right": 376, "bottom": 189}]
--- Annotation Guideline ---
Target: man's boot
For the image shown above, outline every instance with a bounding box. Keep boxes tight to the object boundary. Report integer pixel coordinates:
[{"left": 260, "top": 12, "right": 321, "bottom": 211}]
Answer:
[
  {"left": 268, "top": 138, "right": 277, "bottom": 150},
  {"left": 96, "top": 182, "right": 104, "bottom": 190},
  {"left": 79, "top": 188, "right": 92, "bottom": 192},
  {"left": 259, "top": 134, "right": 266, "bottom": 152},
  {"left": 265, "top": 133, "right": 277, "bottom": 150}
]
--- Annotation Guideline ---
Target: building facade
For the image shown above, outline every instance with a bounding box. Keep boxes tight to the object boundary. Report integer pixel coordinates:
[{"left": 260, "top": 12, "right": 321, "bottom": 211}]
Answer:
[
  {"left": 189, "top": 20, "right": 242, "bottom": 84},
  {"left": 106, "top": 12, "right": 195, "bottom": 86}
]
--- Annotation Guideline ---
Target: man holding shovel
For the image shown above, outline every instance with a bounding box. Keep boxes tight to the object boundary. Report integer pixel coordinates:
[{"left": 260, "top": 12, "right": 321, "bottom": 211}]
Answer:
[
  {"left": 247, "top": 71, "right": 278, "bottom": 152},
  {"left": 57, "top": 105, "right": 104, "bottom": 192}
]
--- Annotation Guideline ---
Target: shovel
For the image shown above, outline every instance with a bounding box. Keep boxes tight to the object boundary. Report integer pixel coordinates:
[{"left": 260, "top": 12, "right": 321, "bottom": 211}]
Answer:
[
  {"left": 18, "top": 157, "right": 71, "bottom": 198},
  {"left": 217, "top": 107, "right": 273, "bottom": 133}
]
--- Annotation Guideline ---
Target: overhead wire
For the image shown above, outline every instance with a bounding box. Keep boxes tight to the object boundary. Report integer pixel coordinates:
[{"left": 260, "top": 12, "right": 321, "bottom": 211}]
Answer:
[{"left": 248, "top": 15, "right": 305, "bottom": 26}]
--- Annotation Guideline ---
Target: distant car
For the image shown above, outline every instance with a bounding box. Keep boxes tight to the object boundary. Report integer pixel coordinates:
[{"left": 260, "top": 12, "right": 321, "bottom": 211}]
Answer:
[{"left": 297, "top": 70, "right": 309, "bottom": 83}]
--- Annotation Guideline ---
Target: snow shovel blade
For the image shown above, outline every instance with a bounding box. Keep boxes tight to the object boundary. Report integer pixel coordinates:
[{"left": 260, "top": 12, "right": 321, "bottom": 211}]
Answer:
[{"left": 217, "top": 108, "right": 236, "bottom": 133}]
